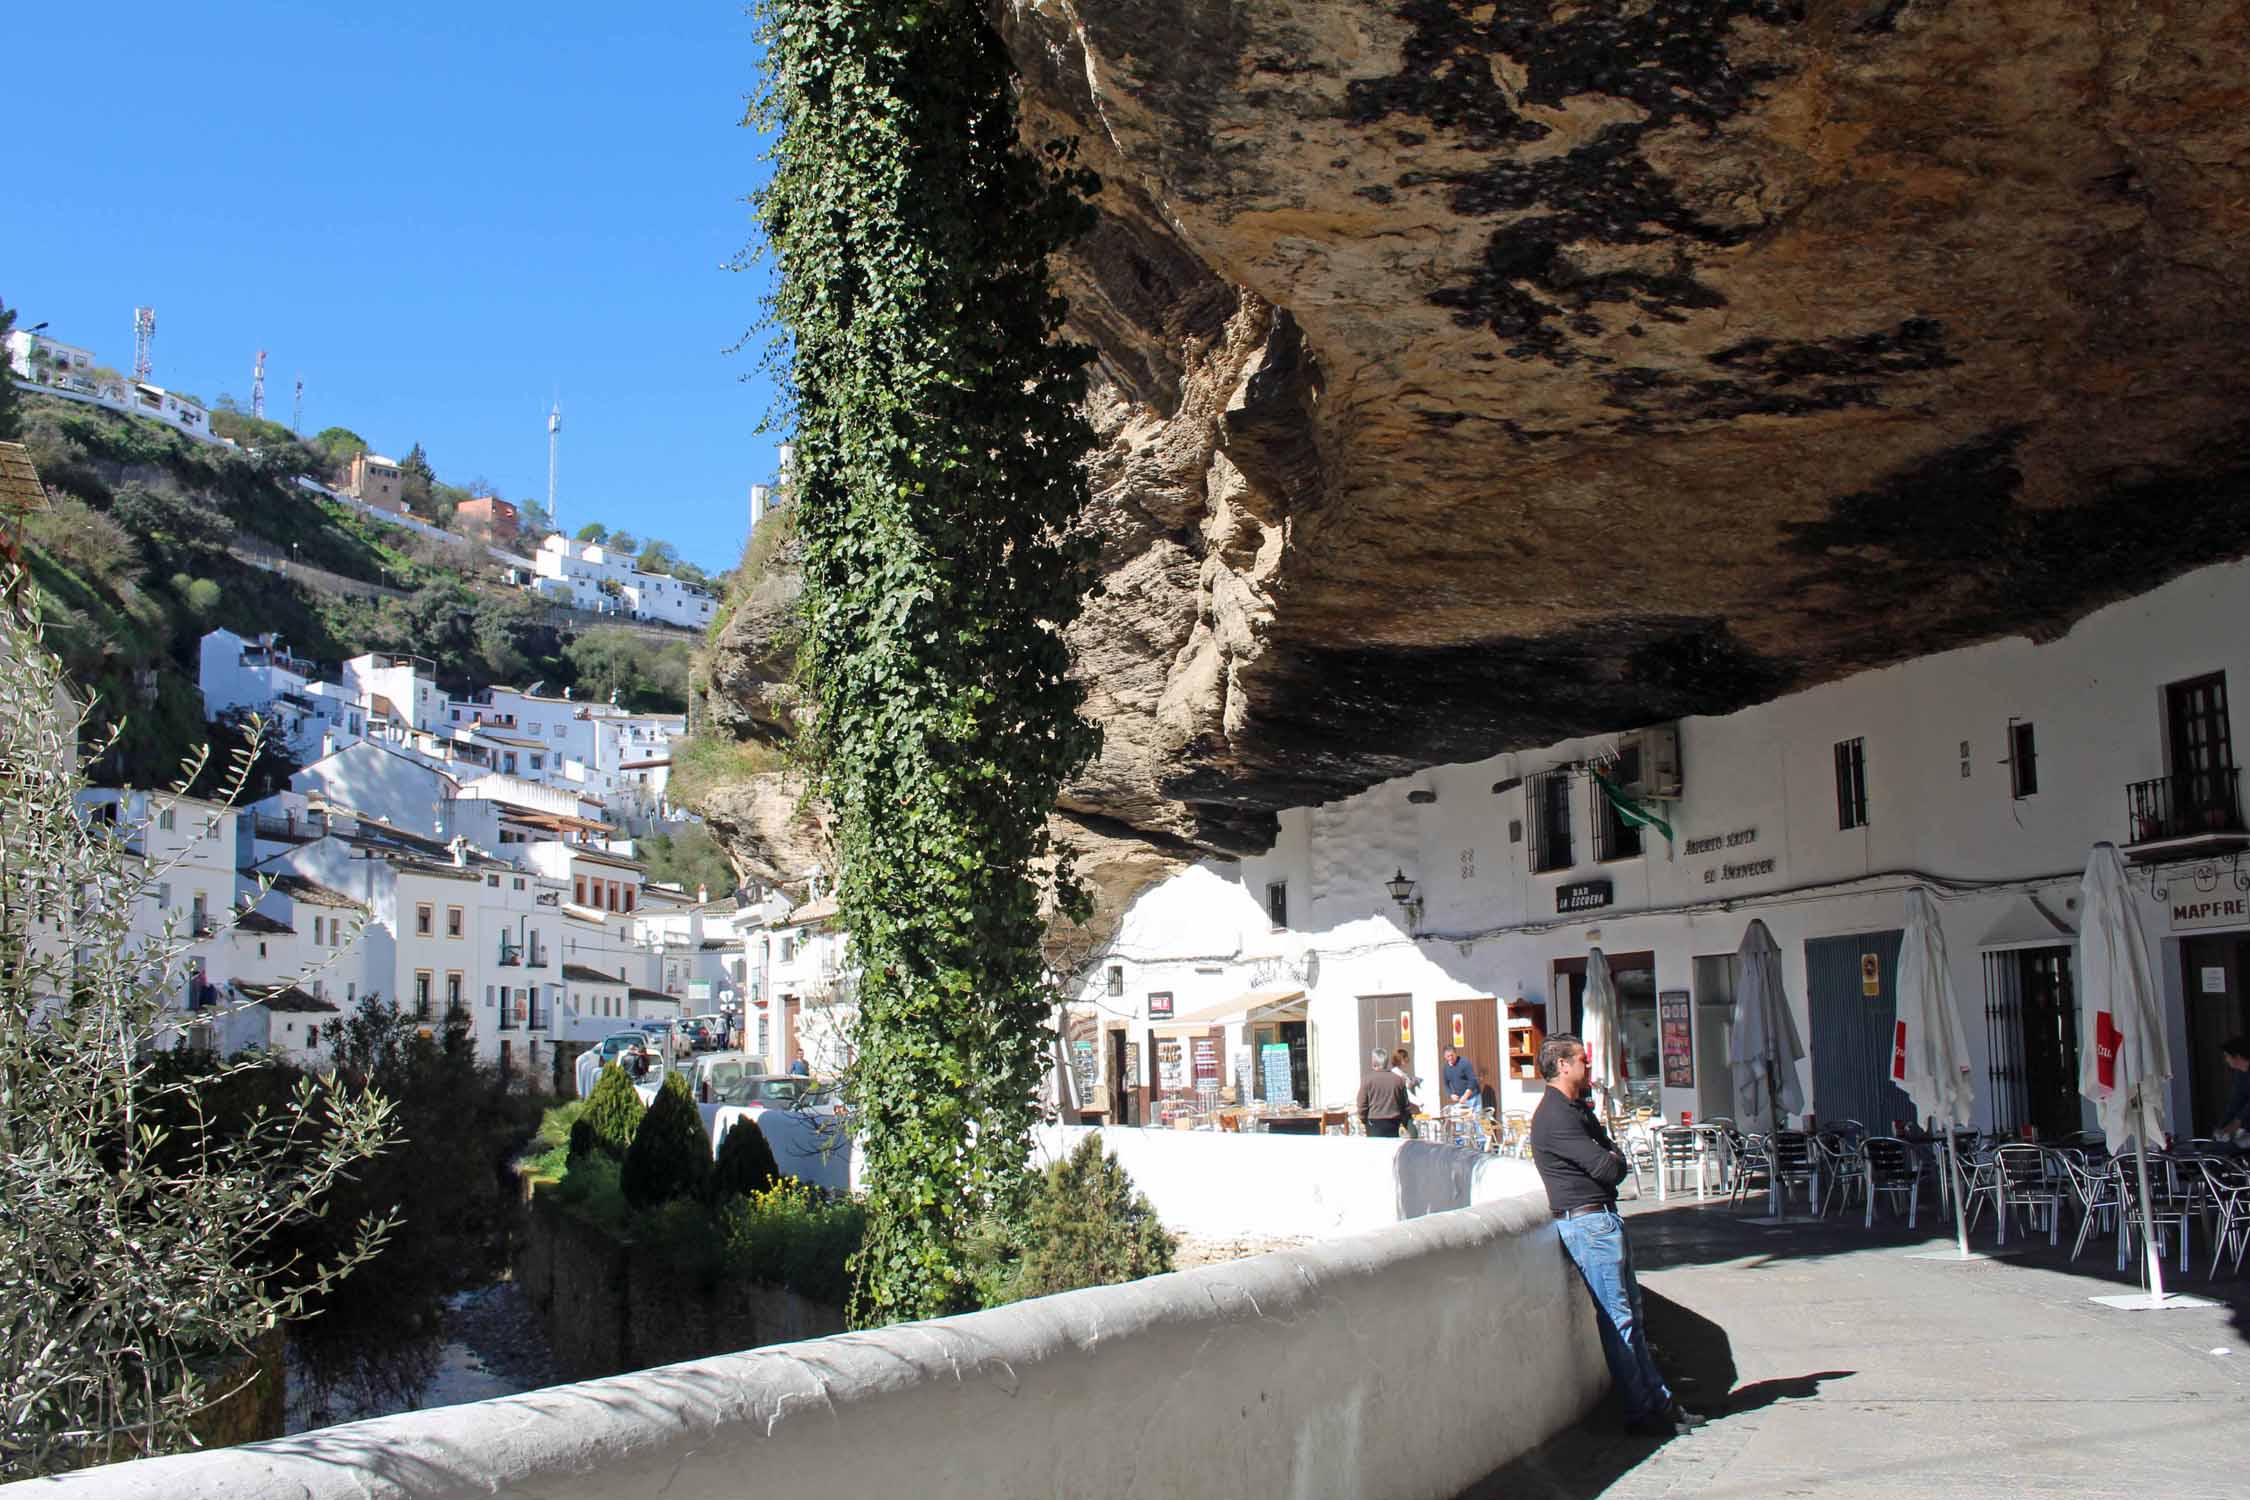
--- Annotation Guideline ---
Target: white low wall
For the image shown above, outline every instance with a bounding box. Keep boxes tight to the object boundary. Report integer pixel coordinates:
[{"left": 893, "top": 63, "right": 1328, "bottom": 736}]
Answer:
[
  {"left": 1031, "top": 1124, "right": 1537, "bottom": 1239},
  {"left": 28, "top": 1193, "right": 1604, "bottom": 1500}
]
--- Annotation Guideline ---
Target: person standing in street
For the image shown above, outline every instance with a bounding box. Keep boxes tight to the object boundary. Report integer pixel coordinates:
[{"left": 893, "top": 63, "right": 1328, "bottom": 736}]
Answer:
[
  {"left": 1441, "top": 1045, "right": 1480, "bottom": 1107},
  {"left": 1531, "top": 1032, "right": 1704, "bottom": 1438},
  {"left": 1356, "top": 1048, "right": 1410, "bottom": 1137}
]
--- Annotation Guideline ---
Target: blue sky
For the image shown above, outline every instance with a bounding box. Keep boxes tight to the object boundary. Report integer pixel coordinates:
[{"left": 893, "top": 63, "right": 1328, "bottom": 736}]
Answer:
[{"left": 5, "top": 2, "right": 781, "bottom": 572}]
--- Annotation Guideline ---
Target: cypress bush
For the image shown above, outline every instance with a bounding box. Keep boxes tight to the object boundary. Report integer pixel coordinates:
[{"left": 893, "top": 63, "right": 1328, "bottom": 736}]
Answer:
[
  {"left": 580, "top": 1064, "right": 645, "bottom": 1160},
  {"left": 710, "top": 1116, "right": 782, "bottom": 1203},
  {"left": 1002, "top": 1136, "right": 1175, "bottom": 1304},
  {"left": 622, "top": 1072, "right": 712, "bottom": 1210}
]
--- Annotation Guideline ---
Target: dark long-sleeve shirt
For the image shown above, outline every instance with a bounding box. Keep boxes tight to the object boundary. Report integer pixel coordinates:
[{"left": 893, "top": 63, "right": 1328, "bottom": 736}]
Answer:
[
  {"left": 1441, "top": 1055, "right": 1480, "bottom": 1102},
  {"left": 1531, "top": 1088, "right": 1628, "bottom": 1215},
  {"left": 2222, "top": 1068, "right": 2250, "bottom": 1132},
  {"left": 1356, "top": 1067, "right": 1409, "bottom": 1123}
]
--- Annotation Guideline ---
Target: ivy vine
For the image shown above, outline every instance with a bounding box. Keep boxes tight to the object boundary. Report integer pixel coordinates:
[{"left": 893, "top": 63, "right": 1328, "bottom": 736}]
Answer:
[{"left": 754, "top": 0, "right": 1102, "bottom": 1323}]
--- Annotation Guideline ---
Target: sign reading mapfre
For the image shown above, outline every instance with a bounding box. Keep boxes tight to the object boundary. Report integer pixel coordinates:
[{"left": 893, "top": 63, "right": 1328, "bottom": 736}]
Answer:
[{"left": 2171, "top": 896, "right": 2249, "bottom": 931}]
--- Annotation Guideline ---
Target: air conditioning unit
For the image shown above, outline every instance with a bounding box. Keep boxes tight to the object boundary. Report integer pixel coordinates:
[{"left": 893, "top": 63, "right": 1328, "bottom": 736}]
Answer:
[{"left": 1616, "top": 723, "right": 1683, "bottom": 801}]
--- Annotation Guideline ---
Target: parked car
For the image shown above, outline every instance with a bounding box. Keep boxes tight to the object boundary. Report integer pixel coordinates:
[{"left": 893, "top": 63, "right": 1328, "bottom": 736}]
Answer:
[{"left": 715, "top": 1073, "right": 845, "bottom": 1118}]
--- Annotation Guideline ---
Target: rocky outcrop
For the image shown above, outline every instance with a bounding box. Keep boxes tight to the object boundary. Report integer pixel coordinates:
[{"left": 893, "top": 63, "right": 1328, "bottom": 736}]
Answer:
[{"left": 708, "top": 0, "right": 2250, "bottom": 886}]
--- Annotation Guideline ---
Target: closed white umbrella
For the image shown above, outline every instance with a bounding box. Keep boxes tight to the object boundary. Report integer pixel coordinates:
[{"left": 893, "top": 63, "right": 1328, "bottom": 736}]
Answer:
[
  {"left": 2075, "top": 842, "right": 2209, "bottom": 1310},
  {"left": 1729, "top": 919, "right": 1805, "bottom": 1135},
  {"left": 1892, "top": 889, "right": 1977, "bottom": 1259},
  {"left": 1582, "top": 947, "right": 1624, "bottom": 1119}
]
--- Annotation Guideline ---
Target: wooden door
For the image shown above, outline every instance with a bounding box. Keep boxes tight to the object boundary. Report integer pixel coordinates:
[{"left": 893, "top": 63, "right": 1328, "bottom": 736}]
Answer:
[
  {"left": 2182, "top": 935, "right": 2248, "bottom": 1135},
  {"left": 1433, "top": 997, "right": 1500, "bottom": 1107}
]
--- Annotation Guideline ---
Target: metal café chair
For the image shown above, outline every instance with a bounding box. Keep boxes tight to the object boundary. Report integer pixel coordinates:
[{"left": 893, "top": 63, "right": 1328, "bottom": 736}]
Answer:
[
  {"left": 1859, "top": 1136, "right": 1924, "bottom": 1228},
  {"left": 2114, "top": 1157, "right": 2193, "bottom": 1278},
  {"left": 1969, "top": 1144, "right": 2063, "bottom": 1247},
  {"left": 2196, "top": 1156, "right": 2250, "bottom": 1278},
  {"left": 2058, "top": 1151, "right": 2121, "bottom": 1265},
  {"left": 1765, "top": 1129, "right": 1821, "bottom": 1216},
  {"left": 1816, "top": 1131, "right": 1866, "bottom": 1218},
  {"left": 1728, "top": 1133, "right": 1772, "bottom": 1211},
  {"left": 1655, "top": 1126, "right": 1714, "bottom": 1201}
]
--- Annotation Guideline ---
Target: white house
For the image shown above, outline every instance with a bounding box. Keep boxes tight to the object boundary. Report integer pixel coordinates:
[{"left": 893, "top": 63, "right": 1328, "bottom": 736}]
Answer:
[
  {"left": 198, "top": 630, "right": 371, "bottom": 762},
  {"left": 289, "top": 740, "right": 459, "bottom": 836},
  {"left": 530, "top": 534, "right": 715, "bottom": 630},
  {"left": 1073, "top": 556, "right": 2250, "bottom": 1144},
  {"left": 341, "top": 652, "right": 444, "bottom": 735},
  {"left": 79, "top": 789, "right": 247, "bottom": 1027}
]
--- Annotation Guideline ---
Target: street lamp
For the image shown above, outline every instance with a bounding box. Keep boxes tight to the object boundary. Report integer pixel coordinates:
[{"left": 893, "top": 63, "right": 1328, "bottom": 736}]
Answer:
[{"left": 1385, "top": 869, "right": 1423, "bottom": 932}]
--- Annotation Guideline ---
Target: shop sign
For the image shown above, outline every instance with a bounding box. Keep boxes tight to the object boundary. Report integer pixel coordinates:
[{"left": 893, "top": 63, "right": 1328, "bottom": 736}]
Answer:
[
  {"left": 1556, "top": 879, "right": 1613, "bottom": 914},
  {"left": 1683, "top": 826, "right": 1759, "bottom": 856},
  {"left": 1260, "top": 1042, "right": 1295, "bottom": 1106},
  {"left": 2170, "top": 895, "right": 2249, "bottom": 931},
  {"left": 1660, "top": 990, "right": 1693, "bottom": 1088},
  {"left": 1703, "top": 857, "right": 1777, "bottom": 885},
  {"left": 1070, "top": 1039, "right": 1099, "bottom": 1101},
  {"left": 2203, "top": 966, "right": 2228, "bottom": 994},
  {"left": 1861, "top": 953, "right": 1881, "bottom": 997},
  {"left": 1147, "top": 990, "right": 1174, "bottom": 1018},
  {"left": 1450, "top": 1012, "right": 1466, "bottom": 1049},
  {"left": 1398, "top": 1008, "right": 1413, "bottom": 1045}
]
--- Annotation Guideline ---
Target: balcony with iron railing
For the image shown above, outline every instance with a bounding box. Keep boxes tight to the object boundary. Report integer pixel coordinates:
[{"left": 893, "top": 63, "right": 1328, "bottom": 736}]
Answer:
[
  {"left": 497, "top": 939, "right": 523, "bottom": 967},
  {"left": 2124, "top": 767, "right": 2247, "bottom": 856}
]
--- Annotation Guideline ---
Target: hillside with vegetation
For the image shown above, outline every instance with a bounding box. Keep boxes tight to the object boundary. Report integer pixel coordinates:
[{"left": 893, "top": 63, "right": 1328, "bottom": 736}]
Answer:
[{"left": 8, "top": 391, "right": 700, "bottom": 787}]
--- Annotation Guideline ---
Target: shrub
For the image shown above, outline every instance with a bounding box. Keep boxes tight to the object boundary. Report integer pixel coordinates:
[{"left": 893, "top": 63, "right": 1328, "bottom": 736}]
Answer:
[
  {"left": 718, "top": 1180, "right": 866, "bottom": 1306},
  {"left": 984, "top": 1137, "right": 1175, "bottom": 1307},
  {"left": 710, "top": 1116, "right": 781, "bottom": 1203},
  {"left": 565, "top": 1118, "right": 599, "bottom": 1166},
  {"left": 642, "top": 1198, "right": 726, "bottom": 1281},
  {"left": 580, "top": 1064, "right": 645, "bottom": 1160},
  {"left": 621, "top": 1072, "right": 712, "bottom": 1210},
  {"left": 554, "top": 1153, "right": 629, "bottom": 1235}
]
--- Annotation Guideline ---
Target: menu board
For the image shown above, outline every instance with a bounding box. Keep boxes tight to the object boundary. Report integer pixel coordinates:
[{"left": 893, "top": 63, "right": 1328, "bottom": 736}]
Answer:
[
  {"left": 1261, "top": 1042, "right": 1296, "bottom": 1107},
  {"left": 1660, "top": 989, "right": 1694, "bottom": 1088},
  {"left": 1155, "top": 1037, "right": 1186, "bottom": 1092},
  {"left": 1070, "top": 1039, "right": 1099, "bottom": 1105}
]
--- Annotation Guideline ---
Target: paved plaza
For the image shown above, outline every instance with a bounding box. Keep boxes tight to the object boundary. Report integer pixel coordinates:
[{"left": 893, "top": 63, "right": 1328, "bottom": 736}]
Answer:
[{"left": 1465, "top": 1190, "right": 2250, "bottom": 1499}]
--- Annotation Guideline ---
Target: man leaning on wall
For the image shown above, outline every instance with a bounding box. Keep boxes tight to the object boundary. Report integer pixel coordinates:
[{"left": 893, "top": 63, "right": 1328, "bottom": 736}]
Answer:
[{"left": 1530, "top": 1031, "right": 1705, "bottom": 1439}]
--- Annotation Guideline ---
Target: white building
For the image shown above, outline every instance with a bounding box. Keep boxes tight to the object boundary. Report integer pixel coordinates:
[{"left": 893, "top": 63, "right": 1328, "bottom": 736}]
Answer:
[
  {"left": 6, "top": 330, "right": 99, "bottom": 387},
  {"left": 198, "top": 630, "right": 369, "bottom": 762},
  {"left": 1070, "top": 557, "right": 2250, "bottom": 1143},
  {"left": 341, "top": 652, "right": 444, "bottom": 735},
  {"left": 79, "top": 789, "right": 247, "bottom": 1023},
  {"left": 530, "top": 534, "right": 715, "bottom": 630},
  {"left": 289, "top": 739, "right": 459, "bottom": 836}
]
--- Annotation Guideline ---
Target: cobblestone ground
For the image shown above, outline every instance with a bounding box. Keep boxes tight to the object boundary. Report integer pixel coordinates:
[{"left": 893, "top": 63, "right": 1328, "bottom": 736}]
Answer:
[{"left": 1464, "top": 1191, "right": 2250, "bottom": 1499}]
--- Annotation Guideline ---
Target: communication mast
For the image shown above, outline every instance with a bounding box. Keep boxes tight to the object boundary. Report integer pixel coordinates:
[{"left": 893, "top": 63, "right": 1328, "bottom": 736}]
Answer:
[
  {"left": 291, "top": 376, "right": 304, "bottom": 434},
  {"left": 251, "top": 350, "right": 268, "bottom": 420},
  {"left": 547, "top": 400, "right": 561, "bottom": 536},
  {"left": 131, "top": 307, "right": 156, "bottom": 382}
]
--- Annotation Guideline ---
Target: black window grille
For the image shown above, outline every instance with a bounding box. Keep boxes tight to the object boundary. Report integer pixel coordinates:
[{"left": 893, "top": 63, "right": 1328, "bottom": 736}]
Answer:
[
  {"left": 1835, "top": 738, "right": 1869, "bottom": 829},
  {"left": 1528, "top": 770, "right": 1574, "bottom": 873},
  {"left": 2009, "top": 722, "right": 2038, "bottom": 799}
]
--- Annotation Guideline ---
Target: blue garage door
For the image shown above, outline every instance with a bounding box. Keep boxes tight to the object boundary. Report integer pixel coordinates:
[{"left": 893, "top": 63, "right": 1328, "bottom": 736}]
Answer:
[{"left": 1805, "top": 930, "right": 1915, "bottom": 1131}]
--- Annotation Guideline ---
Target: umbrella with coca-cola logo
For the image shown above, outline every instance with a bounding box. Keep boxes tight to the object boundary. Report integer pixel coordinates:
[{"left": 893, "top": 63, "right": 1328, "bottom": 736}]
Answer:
[{"left": 2076, "top": 842, "right": 2209, "bottom": 1310}]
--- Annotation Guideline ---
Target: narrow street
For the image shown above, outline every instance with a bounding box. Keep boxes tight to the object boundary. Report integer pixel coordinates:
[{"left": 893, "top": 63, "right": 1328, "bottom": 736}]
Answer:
[{"left": 1464, "top": 1195, "right": 2250, "bottom": 1499}]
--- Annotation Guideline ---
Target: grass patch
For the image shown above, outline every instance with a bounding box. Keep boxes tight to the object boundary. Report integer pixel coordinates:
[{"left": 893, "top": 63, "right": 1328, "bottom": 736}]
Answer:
[{"left": 667, "top": 730, "right": 786, "bottom": 813}]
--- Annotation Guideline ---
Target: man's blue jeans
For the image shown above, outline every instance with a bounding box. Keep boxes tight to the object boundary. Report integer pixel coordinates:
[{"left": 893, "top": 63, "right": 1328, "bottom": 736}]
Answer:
[{"left": 1555, "top": 1208, "right": 1672, "bottom": 1422}]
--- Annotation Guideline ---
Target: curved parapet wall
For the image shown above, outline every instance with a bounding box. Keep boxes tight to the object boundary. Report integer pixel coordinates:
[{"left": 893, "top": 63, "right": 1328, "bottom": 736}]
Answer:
[{"left": 22, "top": 1194, "right": 1604, "bottom": 1500}]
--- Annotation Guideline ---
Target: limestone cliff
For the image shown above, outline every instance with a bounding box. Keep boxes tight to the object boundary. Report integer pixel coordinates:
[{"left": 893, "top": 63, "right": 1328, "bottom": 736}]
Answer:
[{"left": 707, "top": 0, "right": 2250, "bottom": 903}]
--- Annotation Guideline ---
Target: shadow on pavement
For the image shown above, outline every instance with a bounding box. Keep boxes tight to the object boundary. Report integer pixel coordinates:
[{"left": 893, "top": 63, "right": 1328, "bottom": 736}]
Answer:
[{"left": 1458, "top": 1281, "right": 1855, "bottom": 1500}]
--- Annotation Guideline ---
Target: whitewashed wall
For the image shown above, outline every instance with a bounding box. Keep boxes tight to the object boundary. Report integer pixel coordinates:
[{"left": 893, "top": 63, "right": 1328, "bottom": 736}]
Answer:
[
  {"left": 30, "top": 1191, "right": 1601, "bottom": 1500},
  {"left": 1083, "top": 558, "right": 2250, "bottom": 1132}
]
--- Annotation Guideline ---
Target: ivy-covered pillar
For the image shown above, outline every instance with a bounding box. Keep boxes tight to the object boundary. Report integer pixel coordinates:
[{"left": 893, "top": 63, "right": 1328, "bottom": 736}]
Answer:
[{"left": 756, "top": 0, "right": 1102, "bottom": 1322}]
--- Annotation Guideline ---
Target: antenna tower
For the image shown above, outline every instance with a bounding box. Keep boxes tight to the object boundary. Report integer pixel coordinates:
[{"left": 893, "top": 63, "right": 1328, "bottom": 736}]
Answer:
[
  {"left": 131, "top": 307, "right": 156, "bottom": 382},
  {"left": 251, "top": 350, "right": 267, "bottom": 419},
  {"left": 547, "top": 400, "right": 561, "bottom": 535},
  {"left": 291, "top": 377, "right": 304, "bottom": 434}
]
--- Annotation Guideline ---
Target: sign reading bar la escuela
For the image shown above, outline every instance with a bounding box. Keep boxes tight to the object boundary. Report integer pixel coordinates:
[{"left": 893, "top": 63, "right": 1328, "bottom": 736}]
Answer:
[{"left": 1556, "top": 879, "right": 1613, "bottom": 914}]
